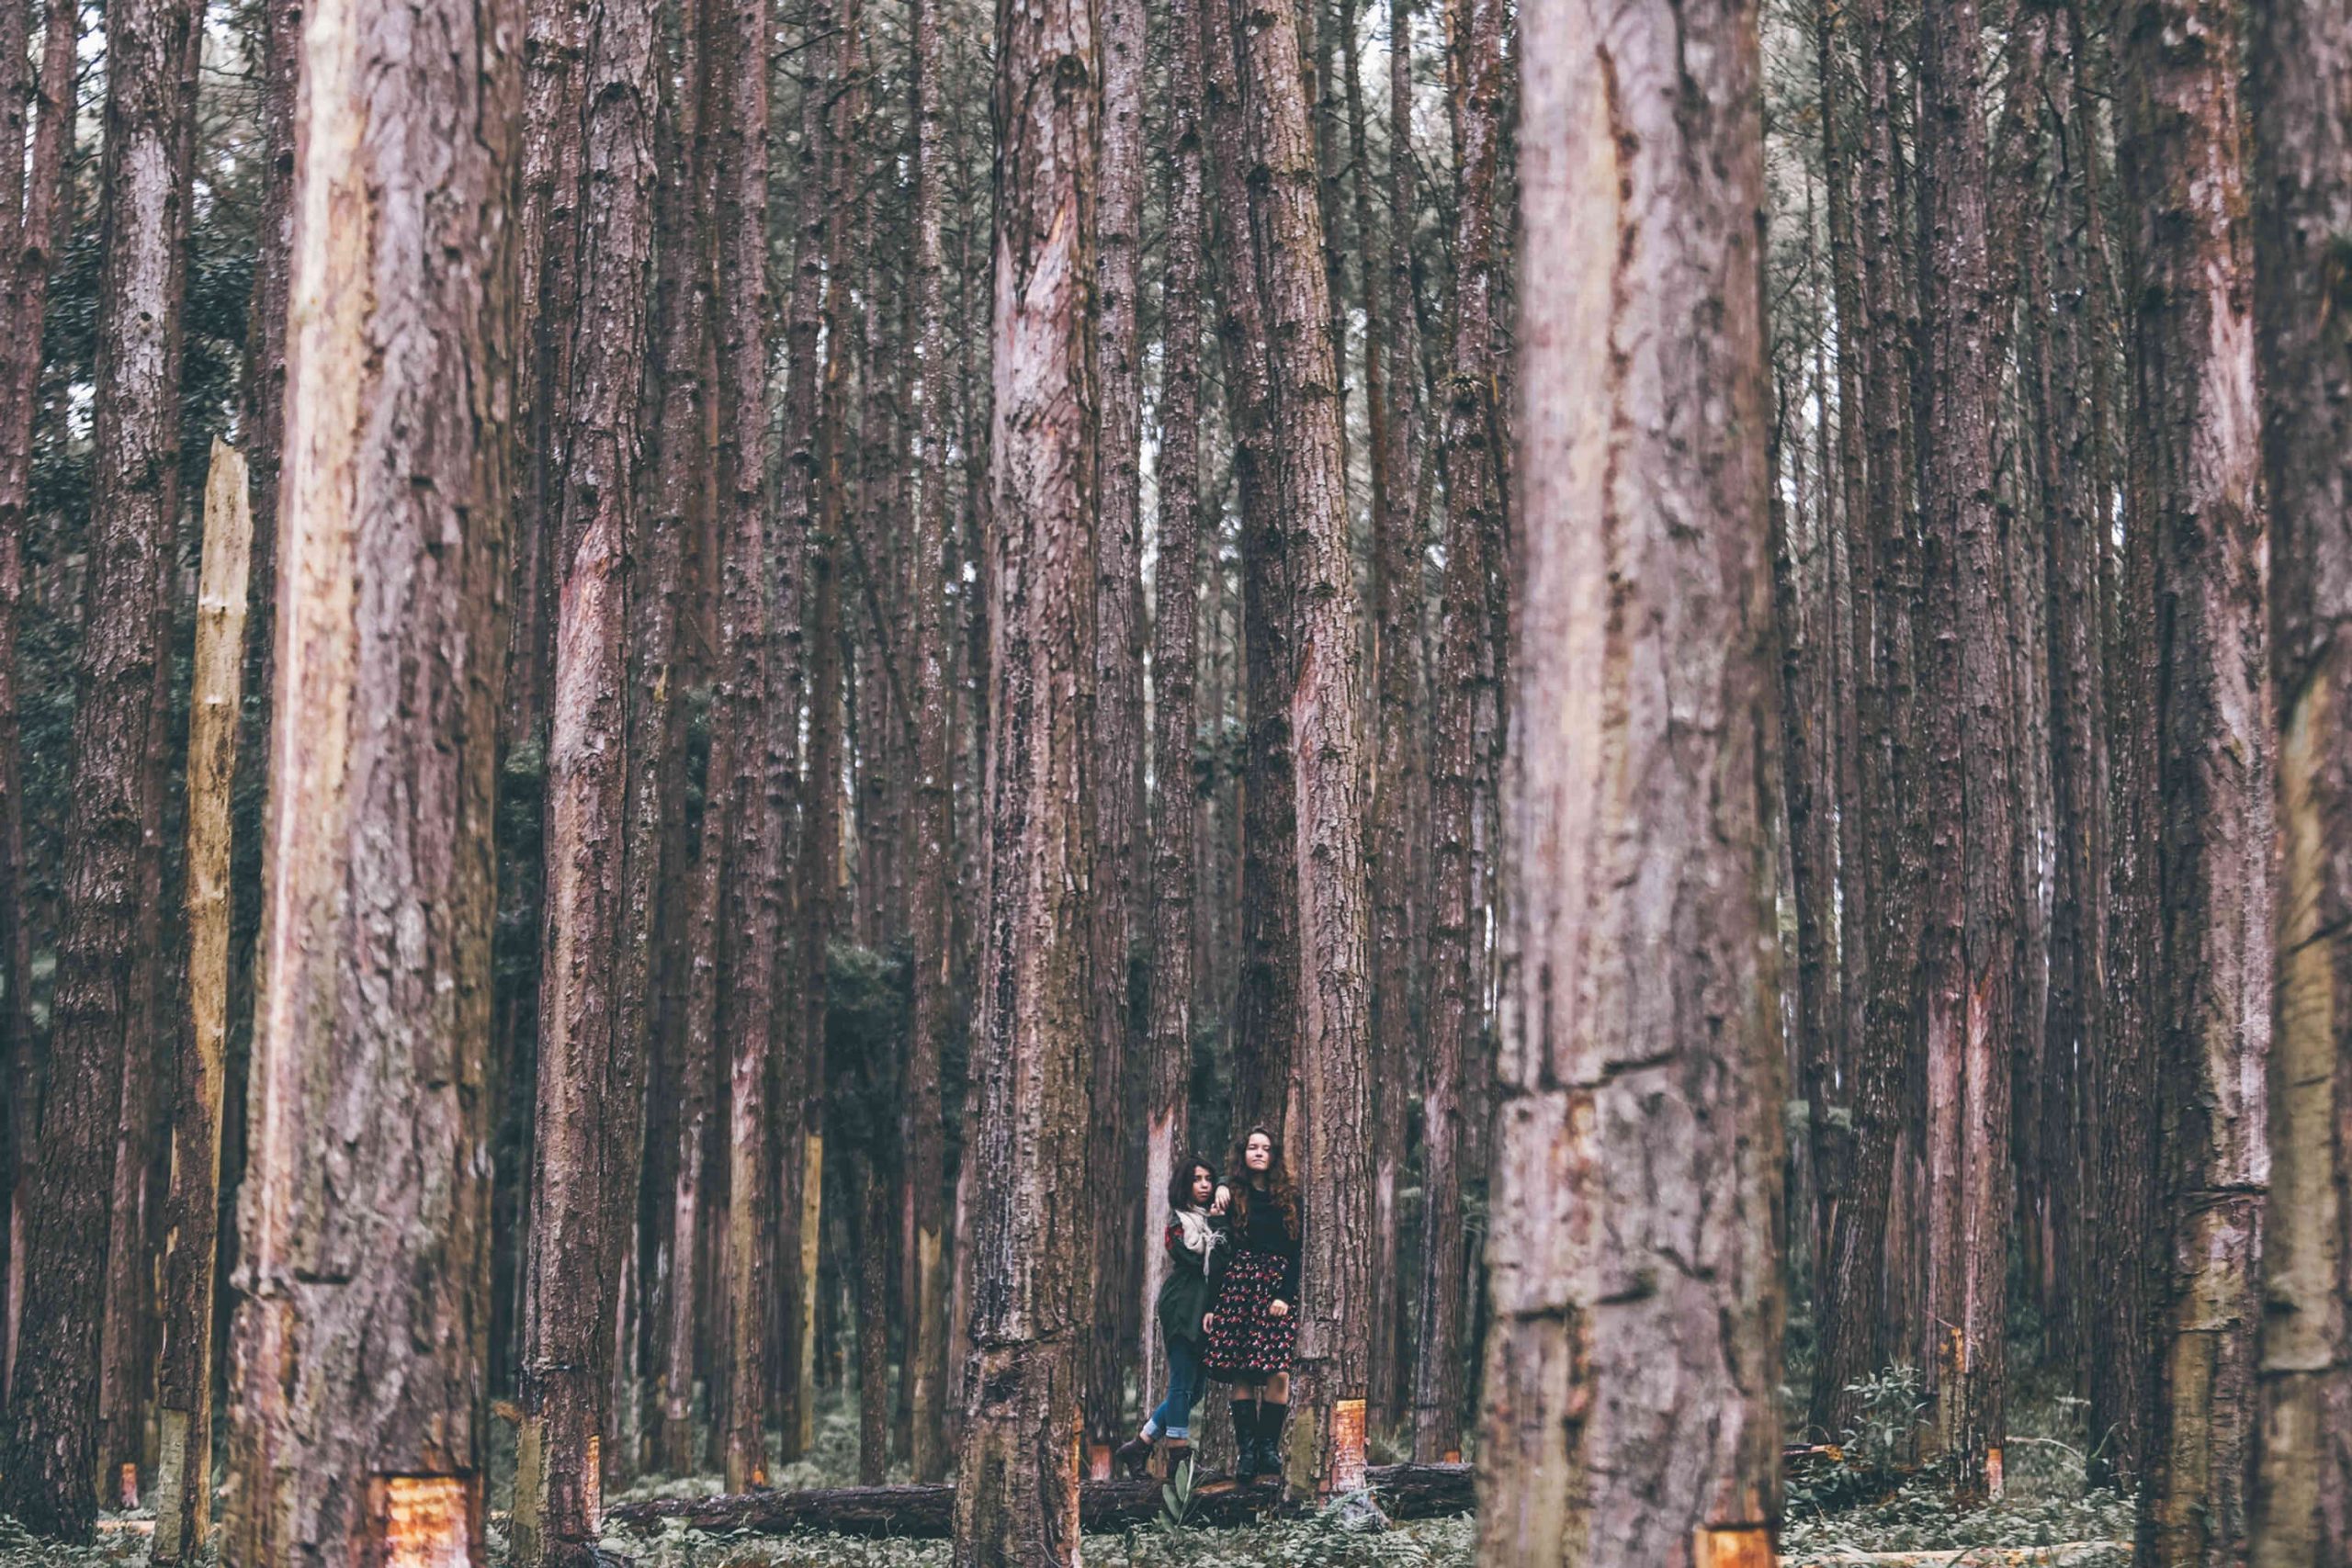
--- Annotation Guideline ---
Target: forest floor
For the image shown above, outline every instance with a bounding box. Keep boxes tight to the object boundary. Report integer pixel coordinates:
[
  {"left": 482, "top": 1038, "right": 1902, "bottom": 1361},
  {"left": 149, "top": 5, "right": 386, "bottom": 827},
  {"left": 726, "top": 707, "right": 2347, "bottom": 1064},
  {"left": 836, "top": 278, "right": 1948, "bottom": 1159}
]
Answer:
[{"left": 0, "top": 1370, "right": 2134, "bottom": 1565}]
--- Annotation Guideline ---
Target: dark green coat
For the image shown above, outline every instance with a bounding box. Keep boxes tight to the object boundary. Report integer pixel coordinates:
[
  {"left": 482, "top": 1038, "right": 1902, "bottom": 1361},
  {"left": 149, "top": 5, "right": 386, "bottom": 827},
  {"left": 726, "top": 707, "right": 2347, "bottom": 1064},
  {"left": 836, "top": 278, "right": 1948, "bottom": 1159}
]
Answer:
[{"left": 1156, "top": 1215, "right": 1222, "bottom": 1347}]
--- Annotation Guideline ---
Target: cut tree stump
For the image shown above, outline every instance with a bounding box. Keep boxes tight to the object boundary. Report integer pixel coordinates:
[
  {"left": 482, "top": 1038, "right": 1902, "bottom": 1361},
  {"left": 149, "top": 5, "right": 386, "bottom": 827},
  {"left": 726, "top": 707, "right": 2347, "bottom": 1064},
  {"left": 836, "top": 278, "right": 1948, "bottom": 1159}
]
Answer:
[{"left": 603, "top": 1462, "right": 1476, "bottom": 1538}]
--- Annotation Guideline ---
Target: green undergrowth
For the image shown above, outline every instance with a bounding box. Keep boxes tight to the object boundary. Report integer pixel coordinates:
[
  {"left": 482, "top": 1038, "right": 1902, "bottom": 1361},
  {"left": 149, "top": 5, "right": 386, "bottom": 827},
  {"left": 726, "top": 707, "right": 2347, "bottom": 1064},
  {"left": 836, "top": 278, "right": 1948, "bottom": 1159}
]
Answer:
[{"left": 2, "top": 1375, "right": 2146, "bottom": 1566}]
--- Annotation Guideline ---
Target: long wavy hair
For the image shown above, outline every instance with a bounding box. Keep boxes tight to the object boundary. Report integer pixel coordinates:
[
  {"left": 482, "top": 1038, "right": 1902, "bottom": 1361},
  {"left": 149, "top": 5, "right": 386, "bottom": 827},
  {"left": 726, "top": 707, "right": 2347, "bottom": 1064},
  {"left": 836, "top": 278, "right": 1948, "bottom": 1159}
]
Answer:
[{"left": 1227, "top": 1125, "right": 1299, "bottom": 1238}]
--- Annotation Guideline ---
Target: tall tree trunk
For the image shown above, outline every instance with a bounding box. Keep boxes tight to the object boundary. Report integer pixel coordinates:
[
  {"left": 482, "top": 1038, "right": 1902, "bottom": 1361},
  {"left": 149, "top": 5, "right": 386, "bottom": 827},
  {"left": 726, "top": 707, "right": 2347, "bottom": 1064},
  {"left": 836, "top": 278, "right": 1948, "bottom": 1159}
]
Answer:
[
  {"left": 219, "top": 0, "right": 518, "bottom": 1543},
  {"left": 1086, "top": 0, "right": 1148, "bottom": 1457},
  {"left": 1136, "top": 0, "right": 1206, "bottom": 1438},
  {"left": 149, "top": 444, "right": 253, "bottom": 1562},
  {"left": 0, "top": 0, "right": 74, "bottom": 1402},
  {"left": 712, "top": 0, "right": 782, "bottom": 1491},
  {"left": 644, "top": 0, "right": 715, "bottom": 1476},
  {"left": 2113, "top": 4, "right": 2273, "bottom": 1561},
  {"left": 1227, "top": 0, "right": 1374, "bottom": 1494},
  {"left": 1809, "top": 0, "right": 1921, "bottom": 1446},
  {"left": 2248, "top": 2, "right": 2352, "bottom": 1560},
  {"left": 0, "top": 0, "right": 203, "bottom": 1529},
  {"left": 513, "top": 0, "right": 662, "bottom": 1549},
  {"left": 951, "top": 0, "right": 1098, "bottom": 1546},
  {"left": 1201, "top": 0, "right": 1297, "bottom": 1142},
  {"left": 904, "top": 0, "right": 956, "bottom": 1486},
  {"left": 1481, "top": 0, "right": 1783, "bottom": 1558},
  {"left": 1914, "top": 0, "right": 2013, "bottom": 1500},
  {"left": 1410, "top": 0, "right": 1502, "bottom": 1468}
]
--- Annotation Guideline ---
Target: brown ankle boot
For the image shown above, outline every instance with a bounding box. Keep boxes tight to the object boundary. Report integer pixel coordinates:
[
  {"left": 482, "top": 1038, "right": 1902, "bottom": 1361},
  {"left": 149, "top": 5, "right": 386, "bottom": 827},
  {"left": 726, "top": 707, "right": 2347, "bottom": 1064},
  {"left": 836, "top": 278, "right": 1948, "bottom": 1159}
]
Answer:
[{"left": 1114, "top": 1434, "right": 1155, "bottom": 1481}]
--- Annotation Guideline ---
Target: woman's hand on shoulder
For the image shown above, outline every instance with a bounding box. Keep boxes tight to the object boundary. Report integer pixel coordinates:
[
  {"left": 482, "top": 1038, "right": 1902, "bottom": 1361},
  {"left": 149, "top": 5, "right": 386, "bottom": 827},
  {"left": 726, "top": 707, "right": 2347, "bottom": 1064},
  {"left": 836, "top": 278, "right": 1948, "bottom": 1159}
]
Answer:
[{"left": 1211, "top": 1185, "right": 1231, "bottom": 1214}]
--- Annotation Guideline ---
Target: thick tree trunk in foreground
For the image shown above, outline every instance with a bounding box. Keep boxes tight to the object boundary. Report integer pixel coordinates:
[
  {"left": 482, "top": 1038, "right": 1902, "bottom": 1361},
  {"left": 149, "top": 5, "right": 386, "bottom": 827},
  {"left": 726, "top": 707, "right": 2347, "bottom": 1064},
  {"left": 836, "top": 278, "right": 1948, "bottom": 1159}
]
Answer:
[
  {"left": 2114, "top": 3, "right": 2274, "bottom": 1561},
  {"left": 149, "top": 444, "right": 252, "bottom": 1562},
  {"left": 220, "top": 0, "right": 518, "bottom": 1547},
  {"left": 0, "top": 0, "right": 202, "bottom": 1529},
  {"left": 1480, "top": 0, "right": 1784, "bottom": 1561},
  {"left": 512, "top": 0, "right": 662, "bottom": 1551},
  {"left": 2249, "top": 6, "right": 2352, "bottom": 1562},
  {"left": 951, "top": 0, "right": 1097, "bottom": 1549},
  {"left": 1914, "top": 0, "right": 2013, "bottom": 1498}
]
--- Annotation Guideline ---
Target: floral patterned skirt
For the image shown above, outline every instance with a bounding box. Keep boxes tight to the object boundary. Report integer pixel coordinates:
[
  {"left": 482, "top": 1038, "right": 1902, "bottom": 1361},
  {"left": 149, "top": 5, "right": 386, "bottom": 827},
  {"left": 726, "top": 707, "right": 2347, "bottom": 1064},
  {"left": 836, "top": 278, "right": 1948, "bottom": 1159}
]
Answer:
[{"left": 1202, "top": 1249, "right": 1297, "bottom": 1381}]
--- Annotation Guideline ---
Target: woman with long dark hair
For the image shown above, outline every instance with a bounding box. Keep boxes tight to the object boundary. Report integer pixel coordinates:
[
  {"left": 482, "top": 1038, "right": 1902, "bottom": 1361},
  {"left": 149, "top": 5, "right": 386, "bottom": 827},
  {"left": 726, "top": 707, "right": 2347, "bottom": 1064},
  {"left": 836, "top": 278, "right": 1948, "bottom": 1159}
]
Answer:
[
  {"left": 1113, "top": 1154, "right": 1227, "bottom": 1478},
  {"left": 1201, "top": 1125, "right": 1301, "bottom": 1483}
]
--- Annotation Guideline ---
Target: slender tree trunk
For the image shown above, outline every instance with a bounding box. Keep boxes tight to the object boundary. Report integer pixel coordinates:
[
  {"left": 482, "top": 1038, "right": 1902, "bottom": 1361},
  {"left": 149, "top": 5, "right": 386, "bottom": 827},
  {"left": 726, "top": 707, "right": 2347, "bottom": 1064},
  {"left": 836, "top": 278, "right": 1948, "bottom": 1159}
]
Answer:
[
  {"left": 1200, "top": 0, "right": 1297, "bottom": 1142},
  {"left": 2112, "top": 2, "right": 2275, "bottom": 1561},
  {"left": 904, "top": 0, "right": 956, "bottom": 1486},
  {"left": 2248, "top": 3, "right": 2352, "bottom": 1560},
  {"left": 512, "top": 0, "right": 662, "bottom": 1549},
  {"left": 1135, "top": 0, "right": 1206, "bottom": 1438},
  {"left": 148, "top": 445, "right": 252, "bottom": 1561},
  {"left": 219, "top": 0, "right": 518, "bottom": 1544},
  {"left": 1482, "top": 0, "right": 1783, "bottom": 1558},
  {"left": 711, "top": 0, "right": 782, "bottom": 1490},
  {"left": 1085, "top": 0, "right": 1148, "bottom": 1456},
  {"left": 0, "top": 0, "right": 202, "bottom": 1529},
  {"left": 1410, "top": 0, "right": 1502, "bottom": 1468},
  {"left": 1913, "top": 0, "right": 2013, "bottom": 1501},
  {"left": 950, "top": 0, "right": 1098, "bottom": 1547},
  {"left": 0, "top": 0, "right": 73, "bottom": 1402}
]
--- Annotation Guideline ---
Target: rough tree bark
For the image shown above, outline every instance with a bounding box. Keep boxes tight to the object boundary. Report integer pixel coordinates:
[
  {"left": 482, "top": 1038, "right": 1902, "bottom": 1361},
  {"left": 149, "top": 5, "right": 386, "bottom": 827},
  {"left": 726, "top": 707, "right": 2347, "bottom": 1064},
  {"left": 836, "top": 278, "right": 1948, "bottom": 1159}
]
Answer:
[
  {"left": 1480, "top": 0, "right": 1784, "bottom": 1562},
  {"left": 1136, "top": 0, "right": 1206, "bottom": 1436},
  {"left": 512, "top": 0, "right": 662, "bottom": 1550},
  {"left": 1360, "top": 0, "right": 1417, "bottom": 1433},
  {"left": 2248, "top": 2, "right": 2352, "bottom": 1561},
  {"left": 219, "top": 0, "right": 518, "bottom": 1547},
  {"left": 1227, "top": 0, "right": 1374, "bottom": 1494},
  {"left": 1410, "top": 0, "right": 1503, "bottom": 1468},
  {"left": 712, "top": 0, "right": 782, "bottom": 1491},
  {"left": 1914, "top": 0, "right": 2014, "bottom": 1499},
  {"left": 905, "top": 0, "right": 956, "bottom": 1486},
  {"left": 637, "top": 0, "right": 711, "bottom": 1475},
  {"left": 148, "top": 444, "right": 253, "bottom": 1562},
  {"left": 0, "top": 0, "right": 78, "bottom": 1410},
  {"left": 0, "top": 0, "right": 202, "bottom": 1530},
  {"left": 1086, "top": 0, "right": 1148, "bottom": 1456},
  {"left": 950, "top": 0, "right": 1097, "bottom": 1551},
  {"left": 2114, "top": 2, "right": 2274, "bottom": 1560}
]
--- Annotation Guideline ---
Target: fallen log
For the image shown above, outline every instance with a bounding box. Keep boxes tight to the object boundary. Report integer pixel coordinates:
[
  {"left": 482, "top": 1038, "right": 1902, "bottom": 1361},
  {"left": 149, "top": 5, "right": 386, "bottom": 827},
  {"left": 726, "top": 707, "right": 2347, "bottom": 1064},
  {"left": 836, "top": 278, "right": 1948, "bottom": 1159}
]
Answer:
[
  {"left": 605, "top": 1462, "right": 1476, "bottom": 1539},
  {"left": 1783, "top": 1548, "right": 2129, "bottom": 1565}
]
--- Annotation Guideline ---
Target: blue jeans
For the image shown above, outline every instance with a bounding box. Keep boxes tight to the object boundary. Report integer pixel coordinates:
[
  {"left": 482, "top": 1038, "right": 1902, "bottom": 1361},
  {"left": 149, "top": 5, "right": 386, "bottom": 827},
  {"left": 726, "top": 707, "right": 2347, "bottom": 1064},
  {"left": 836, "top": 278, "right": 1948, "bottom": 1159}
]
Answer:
[{"left": 1146, "top": 1336, "right": 1207, "bottom": 1439}]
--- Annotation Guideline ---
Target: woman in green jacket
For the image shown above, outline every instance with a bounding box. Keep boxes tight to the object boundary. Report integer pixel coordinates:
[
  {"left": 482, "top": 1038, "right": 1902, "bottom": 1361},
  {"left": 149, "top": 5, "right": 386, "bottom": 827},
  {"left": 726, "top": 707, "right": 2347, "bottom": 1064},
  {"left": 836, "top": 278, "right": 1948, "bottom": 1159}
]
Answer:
[{"left": 1114, "top": 1155, "right": 1227, "bottom": 1477}]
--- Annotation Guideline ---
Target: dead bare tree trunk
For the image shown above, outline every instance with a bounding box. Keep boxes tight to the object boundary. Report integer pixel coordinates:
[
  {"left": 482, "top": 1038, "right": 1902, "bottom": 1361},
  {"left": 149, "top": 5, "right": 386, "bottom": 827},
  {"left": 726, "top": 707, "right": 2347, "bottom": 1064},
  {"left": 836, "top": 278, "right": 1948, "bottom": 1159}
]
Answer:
[
  {"left": 0, "top": 0, "right": 202, "bottom": 1530},
  {"left": 2113, "top": 3, "right": 2274, "bottom": 1560},
  {"left": 149, "top": 444, "right": 252, "bottom": 1562},
  {"left": 2248, "top": 4, "right": 2352, "bottom": 1562},
  {"left": 219, "top": 0, "right": 518, "bottom": 1546},
  {"left": 950, "top": 0, "right": 1098, "bottom": 1547},
  {"left": 1480, "top": 0, "right": 1784, "bottom": 1561}
]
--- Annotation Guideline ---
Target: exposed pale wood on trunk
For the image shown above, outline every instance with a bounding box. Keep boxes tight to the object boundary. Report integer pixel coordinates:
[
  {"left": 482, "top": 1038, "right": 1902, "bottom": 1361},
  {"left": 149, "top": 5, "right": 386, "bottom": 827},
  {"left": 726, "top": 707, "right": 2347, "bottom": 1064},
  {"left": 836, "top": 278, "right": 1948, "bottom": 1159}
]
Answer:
[{"left": 219, "top": 0, "right": 519, "bottom": 1546}]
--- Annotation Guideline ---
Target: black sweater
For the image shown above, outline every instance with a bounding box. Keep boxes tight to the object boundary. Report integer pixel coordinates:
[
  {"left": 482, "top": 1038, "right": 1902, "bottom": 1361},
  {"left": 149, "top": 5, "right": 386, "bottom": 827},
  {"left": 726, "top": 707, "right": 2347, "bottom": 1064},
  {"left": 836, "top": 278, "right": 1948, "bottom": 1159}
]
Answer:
[{"left": 1208, "top": 1184, "right": 1301, "bottom": 1303}]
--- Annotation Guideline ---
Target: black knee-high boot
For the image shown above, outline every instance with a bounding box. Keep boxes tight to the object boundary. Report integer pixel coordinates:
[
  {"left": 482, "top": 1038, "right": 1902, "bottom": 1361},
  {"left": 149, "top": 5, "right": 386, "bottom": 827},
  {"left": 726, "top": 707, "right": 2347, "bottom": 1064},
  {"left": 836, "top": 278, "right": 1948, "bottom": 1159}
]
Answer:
[
  {"left": 1256, "top": 1402, "right": 1289, "bottom": 1482},
  {"left": 1231, "top": 1401, "right": 1261, "bottom": 1480}
]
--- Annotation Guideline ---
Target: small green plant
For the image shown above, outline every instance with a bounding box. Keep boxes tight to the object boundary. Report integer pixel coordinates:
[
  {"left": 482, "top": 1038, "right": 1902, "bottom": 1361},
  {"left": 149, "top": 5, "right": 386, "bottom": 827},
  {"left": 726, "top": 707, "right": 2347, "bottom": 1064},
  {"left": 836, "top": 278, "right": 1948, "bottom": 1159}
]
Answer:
[
  {"left": 1840, "top": 1364, "right": 1929, "bottom": 1472},
  {"left": 1157, "top": 1457, "right": 1198, "bottom": 1532}
]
